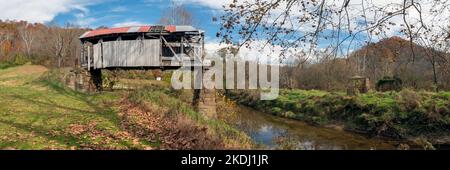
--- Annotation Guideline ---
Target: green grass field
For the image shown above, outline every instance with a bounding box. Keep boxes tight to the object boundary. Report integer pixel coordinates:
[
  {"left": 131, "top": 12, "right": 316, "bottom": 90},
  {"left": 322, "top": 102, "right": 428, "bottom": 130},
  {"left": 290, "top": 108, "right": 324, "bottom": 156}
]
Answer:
[{"left": 0, "top": 65, "right": 158, "bottom": 149}]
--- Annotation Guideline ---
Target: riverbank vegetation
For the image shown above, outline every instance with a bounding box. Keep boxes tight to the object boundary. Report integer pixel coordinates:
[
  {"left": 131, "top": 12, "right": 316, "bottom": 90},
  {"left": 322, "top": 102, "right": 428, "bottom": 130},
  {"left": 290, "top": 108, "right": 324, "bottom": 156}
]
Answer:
[
  {"left": 226, "top": 89, "right": 450, "bottom": 146},
  {"left": 127, "top": 85, "right": 253, "bottom": 149}
]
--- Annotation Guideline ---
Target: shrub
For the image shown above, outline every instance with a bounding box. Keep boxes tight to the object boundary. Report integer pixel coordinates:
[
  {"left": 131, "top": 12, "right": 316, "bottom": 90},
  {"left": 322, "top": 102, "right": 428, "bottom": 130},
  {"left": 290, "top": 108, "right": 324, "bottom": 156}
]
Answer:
[
  {"left": 0, "top": 62, "right": 17, "bottom": 69},
  {"left": 397, "top": 89, "right": 422, "bottom": 111},
  {"left": 0, "top": 54, "right": 32, "bottom": 69},
  {"left": 281, "top": 111, "right": 295, "bottom": 118},
  {"left": 12, "top": 54, "right": 31, "bottom": 65},
  {"left": 102, "top": 71, "right": 119, "bottom": 90},
  {"left": 271, "top": 107, "right": 283, "bottom": 115},
  {"left": 376, "top": 76, "right": 403, "bottom": 92}
]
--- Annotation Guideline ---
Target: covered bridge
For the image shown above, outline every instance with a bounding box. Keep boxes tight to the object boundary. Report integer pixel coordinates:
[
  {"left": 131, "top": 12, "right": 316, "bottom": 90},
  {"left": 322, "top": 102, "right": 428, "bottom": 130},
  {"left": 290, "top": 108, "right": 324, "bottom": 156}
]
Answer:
[
  {"left": 79, "top": 25, "right": 205, "bottom": 70},
  {"left": 76, "top": 25, "right": 216, "bottom": 118}
]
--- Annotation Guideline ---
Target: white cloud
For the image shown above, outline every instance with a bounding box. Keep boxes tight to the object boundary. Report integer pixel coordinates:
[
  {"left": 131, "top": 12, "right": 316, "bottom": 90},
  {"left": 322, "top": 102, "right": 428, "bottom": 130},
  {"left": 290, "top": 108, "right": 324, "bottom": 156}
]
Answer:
[
  {"left": 175, "top": 0, "right": 230, "bottom": 9},
  {"left": 75, "top": 17, "right": 98, "bottom": 27},
  {"left": 73, "top": 12, "right": 97, "bottom": 27},
  {"left": 205, "top": 40, "right": 300, "bottom": 64},
  {"left": 113, "top": 21, "right": 148, "bottom": 27},
  {"left": 204, "top": 43, "right": 227, "bottom": 55},
  {"left": 0, "top": 0, "right": 100, "bottom": 23},
  {"left": 111, "top": 6, "right": 127, "bottom": 13},
  {"left": 181, "top": 0, "right": 450, "bottom": 49}
]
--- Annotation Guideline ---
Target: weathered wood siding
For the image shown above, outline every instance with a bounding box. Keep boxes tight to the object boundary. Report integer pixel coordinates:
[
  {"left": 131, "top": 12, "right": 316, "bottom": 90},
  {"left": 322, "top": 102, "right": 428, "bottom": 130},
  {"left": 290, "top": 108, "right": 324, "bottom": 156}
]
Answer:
[
  {"left": 93, "top": 43, "right": 102, "bottom": 69},
  {"left": 93, "top": 39, "right": 161, "bottom": 69}
]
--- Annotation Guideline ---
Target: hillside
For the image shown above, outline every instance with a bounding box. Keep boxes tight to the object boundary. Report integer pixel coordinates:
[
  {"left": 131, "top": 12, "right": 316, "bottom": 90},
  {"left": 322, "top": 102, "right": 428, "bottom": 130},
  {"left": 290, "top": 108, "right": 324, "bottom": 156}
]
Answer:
[
  {"left": 282, "top": 37, "right": 450, "bottom": 91},
  {"left": 349, "top": 37, "right": 450, "bottom": 90},
  {"left": 0, "top": 21, "right": 87, "bottom": 68}
]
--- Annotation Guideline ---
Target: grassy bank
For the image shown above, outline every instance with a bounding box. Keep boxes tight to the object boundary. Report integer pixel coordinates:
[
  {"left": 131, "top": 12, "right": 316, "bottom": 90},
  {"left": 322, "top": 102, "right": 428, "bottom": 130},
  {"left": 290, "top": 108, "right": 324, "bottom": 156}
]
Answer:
[
  {"left": 127, "top": 85, "right": 253, "bottom": 149},
  {"left": 0, "top": 62, "right": 18, "bottom": 70},
  {"left": 0, "top": 65, "right": 251, "bottom": 149},
  {"left": 226, "top": 89, "right": 450, "bottom": 145}
]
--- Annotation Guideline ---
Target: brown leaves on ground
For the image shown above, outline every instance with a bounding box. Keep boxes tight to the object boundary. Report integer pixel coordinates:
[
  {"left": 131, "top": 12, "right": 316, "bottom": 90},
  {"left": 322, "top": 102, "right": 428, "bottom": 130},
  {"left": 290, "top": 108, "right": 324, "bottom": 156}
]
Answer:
[
  {"left": 64, "top": 97, "right": 224, "bottom": 150},
  {"left": 119, "top": 100, "right": 224, "bottom": 150},
  {"left": 67, "top": 122, "right": 152, "bottom": 150}
]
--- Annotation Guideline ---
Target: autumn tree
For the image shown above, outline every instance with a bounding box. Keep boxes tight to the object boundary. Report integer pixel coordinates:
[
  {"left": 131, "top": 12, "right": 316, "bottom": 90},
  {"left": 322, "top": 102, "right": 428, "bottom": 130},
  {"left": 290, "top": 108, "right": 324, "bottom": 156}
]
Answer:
[
  {"left": 0, "top": 31, "right": 10, "bottom": 60},
  {"left": 0, "top": 22, "right": 15, "bottom": 61}
]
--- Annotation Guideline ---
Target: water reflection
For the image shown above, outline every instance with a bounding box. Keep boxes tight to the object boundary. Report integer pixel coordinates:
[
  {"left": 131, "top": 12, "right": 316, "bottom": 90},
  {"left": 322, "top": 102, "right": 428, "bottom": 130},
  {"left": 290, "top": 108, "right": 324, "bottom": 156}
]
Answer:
[{"left": 229, "top": 104, "right": 398, "bottom": 150}]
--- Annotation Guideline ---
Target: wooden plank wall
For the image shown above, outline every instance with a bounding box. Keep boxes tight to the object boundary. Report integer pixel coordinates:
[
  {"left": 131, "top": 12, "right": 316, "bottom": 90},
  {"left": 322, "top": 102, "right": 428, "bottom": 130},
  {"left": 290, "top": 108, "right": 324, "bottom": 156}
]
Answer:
[
  {"left": 93, "top": 43, "right": 102, "bottom": 69},
  {"left": 93, "top": 39, "right": 161, "bottom": 69}
]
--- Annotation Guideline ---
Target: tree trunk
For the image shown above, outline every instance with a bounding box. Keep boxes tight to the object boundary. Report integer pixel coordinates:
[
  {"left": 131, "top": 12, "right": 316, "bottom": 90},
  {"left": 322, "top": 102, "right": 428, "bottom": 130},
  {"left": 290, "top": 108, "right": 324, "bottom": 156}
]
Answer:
[{"left": 431, "top": 57, "right": 439, "bottom": 92}]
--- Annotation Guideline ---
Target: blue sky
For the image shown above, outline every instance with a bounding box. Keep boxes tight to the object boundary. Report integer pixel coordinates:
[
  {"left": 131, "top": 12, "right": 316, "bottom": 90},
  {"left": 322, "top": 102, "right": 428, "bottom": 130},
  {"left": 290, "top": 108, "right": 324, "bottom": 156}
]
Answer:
[
  {"left": 24, "top": 0, "right": 387, "bottom": 59},
  {"left": 0, "top": 0, "right": 290, "bottom": 60},
  {"left": 49, "top": 0, "right": 222, "bottom": 41},
  {"left": 0, "top": 0, "right": 225, "bottom": 42}
]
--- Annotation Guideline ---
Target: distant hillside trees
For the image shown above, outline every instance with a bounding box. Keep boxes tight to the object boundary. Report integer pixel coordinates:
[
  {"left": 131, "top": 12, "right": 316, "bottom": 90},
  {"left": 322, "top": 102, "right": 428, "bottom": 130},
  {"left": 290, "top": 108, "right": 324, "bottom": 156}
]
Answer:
[
  {"left": 277, "top": 37, "right": 450, "bottom": 91},
  {"left": 349, "top": 37, "right": 450, "bottom": 91},
  {"left": 0, "top": 20, "right": 86, "bottom": 68}
]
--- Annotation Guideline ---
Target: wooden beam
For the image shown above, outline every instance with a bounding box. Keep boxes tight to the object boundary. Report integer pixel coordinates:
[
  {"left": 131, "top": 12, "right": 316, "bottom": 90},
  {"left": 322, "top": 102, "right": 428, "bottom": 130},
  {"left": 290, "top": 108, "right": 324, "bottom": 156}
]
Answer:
[
  {"left": 87, "top": 45, "right": 91, "bottom": 71},
  {"left": 161, "top": 36, "right": 181, "bottom": 62},
  {"left": 100, "top": 39, "right": 104, "bottom": 69},
  {"left": 181, "top": 37, "right": 184, "bottom": 57},
  {"left": 80, "top": 42, "right": 84, "bottom": 67}
]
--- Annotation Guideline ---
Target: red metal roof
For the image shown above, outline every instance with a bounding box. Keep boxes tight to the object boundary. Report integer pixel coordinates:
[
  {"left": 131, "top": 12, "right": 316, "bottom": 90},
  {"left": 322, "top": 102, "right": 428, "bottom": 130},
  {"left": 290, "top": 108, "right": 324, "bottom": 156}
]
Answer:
[
  {"left": 165, "top": 25, "right": 176, "bottom": 32},
  {"left": 80, "top": 25, "right": 200, "bottom": 39},
  {"left": 138, "top": 26, "right": 151, "bottom": 32}
]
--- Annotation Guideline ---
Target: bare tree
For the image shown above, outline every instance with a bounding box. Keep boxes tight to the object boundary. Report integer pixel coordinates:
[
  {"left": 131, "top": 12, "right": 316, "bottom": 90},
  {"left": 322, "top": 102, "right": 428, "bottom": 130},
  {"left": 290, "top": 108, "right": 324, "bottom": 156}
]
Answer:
[
  {"left": 216, "top": 0, "right": 450, "bottom": 90},
  {"left": 47, "top": 23, "right": 80, "bottom": 68},
  {"left": 17, "top": 23, "right": 35, "bottom": 56},
  {"left": 218, "top": 0, "right": 450, "bottom": 60},
  {"left": 159, "top": 1, "right": 195, "bottom": 25}
]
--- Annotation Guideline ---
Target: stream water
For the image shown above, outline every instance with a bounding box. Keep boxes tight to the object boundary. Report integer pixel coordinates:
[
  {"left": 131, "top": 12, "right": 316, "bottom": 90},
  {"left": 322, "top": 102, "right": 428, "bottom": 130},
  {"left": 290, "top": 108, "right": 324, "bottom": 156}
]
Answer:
[{"left": 228, "top": 104, "right": 401, "bottom": 150}]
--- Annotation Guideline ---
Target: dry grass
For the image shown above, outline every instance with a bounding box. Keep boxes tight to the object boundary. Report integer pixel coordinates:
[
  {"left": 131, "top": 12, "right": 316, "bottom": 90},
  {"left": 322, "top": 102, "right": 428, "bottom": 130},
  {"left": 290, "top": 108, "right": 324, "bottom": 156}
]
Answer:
[
  {"left": 118, "top": 99, "right": 224, "bottom": 150},
  {"left": 0, "top": 65, "right": 48, "bottom": 86}
]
